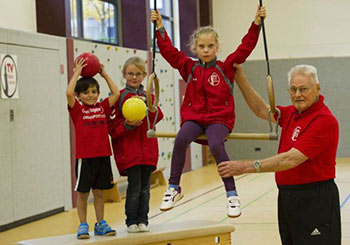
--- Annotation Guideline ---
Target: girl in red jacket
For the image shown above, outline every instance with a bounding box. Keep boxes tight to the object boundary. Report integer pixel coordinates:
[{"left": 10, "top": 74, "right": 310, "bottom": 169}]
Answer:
[
  {"left": 108, "top": 57, "right": 163, "bottom": 233},
  {"left": 151, "top": 6, "right": 266, "bottom": 218}
]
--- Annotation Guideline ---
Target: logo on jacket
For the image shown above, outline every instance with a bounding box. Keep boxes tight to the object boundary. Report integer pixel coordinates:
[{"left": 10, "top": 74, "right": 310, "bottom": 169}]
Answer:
[
  {"left": 208, "top": 72, "right": 220, "bottom": 86},
  {"left": 291, "top": 126, "right": 301, "bottom": 141}
]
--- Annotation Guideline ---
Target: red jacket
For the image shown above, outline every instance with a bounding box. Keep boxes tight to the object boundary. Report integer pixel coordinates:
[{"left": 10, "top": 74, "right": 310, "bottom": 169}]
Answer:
[
  {"left": 108, "top": 85, "right": 164, "bottom": 176},
  {"left": 156, "top": 23, "right": 260, "bottom": 131}
]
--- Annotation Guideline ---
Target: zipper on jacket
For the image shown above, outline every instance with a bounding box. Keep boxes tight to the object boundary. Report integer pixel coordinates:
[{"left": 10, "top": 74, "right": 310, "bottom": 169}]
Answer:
[
  {"left": 140, "top": 115, "right": 145, "bottom": 163},
  {"left": 202, "top": 65, "right": 208, "bottom": 117}
]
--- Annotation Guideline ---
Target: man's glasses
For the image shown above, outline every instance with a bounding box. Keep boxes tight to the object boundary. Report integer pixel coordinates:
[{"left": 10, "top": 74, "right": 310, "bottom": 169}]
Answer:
[
  {"left": 125, "top": 72, "right": 143, "bottom": 78},
  {"left": 288, "top": 85, "right": 314, "bottom": 94}
]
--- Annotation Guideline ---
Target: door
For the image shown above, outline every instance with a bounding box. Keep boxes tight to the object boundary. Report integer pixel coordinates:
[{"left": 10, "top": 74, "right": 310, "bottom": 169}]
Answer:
[{"left": 8, "top": 45, "right": 65, "bottom": 221}]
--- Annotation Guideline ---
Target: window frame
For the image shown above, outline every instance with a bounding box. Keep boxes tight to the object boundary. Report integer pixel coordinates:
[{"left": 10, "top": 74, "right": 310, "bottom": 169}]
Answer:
[
  {"left": 70, "top": 0, "right": 121, "bottom": 45},
  {"left": 150, "top": 0, "right": 174, "bottom": 49}
]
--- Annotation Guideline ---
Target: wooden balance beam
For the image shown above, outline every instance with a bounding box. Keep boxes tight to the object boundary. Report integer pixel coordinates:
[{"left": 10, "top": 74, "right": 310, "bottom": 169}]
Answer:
[{"left": 17, "top": 221, "right": 235, "bottom": 245}]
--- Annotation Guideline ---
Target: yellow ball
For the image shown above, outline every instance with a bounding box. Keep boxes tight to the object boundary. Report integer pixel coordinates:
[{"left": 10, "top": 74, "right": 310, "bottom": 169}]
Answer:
[{"left": 122, "top": 97, "right": 147, "bottom": 121}]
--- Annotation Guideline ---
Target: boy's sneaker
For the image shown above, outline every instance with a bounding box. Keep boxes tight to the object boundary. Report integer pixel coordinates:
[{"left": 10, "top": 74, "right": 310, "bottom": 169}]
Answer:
[
  {"left": 138, "top": 223, "right": 150, "bottom": 232},
  {"left": 77, "top": 222, "right": 90, "bottom": 239},
  {"left": 227, "top": 196, "right": 241, "bottom": 218},
  {"left": 159, "top": 187, "right": 183, "bottom": 211},
  {"left": 127, "top": 224, "right": 139, "bottom": 233},
  {"left": 94, "top": 220, "right": 116, "bottom": 236}
]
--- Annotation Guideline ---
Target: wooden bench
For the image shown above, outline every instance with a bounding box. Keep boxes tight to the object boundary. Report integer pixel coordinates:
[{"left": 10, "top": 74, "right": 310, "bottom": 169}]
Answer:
[
  {"left": 103, "top": 167, "right": 166, "bottom": 202},
  {"left": 16, "top": 221, "right": 235, "bottom": 245}
]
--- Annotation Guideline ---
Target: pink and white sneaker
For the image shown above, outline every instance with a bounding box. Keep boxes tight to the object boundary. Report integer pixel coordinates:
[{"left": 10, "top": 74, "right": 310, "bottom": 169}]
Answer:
[
  {"left": 159, "top": 187, "right": 183, "bottom": 211},
  {"left": 227, "top": 196, "right": 241, "bottom": 218}
]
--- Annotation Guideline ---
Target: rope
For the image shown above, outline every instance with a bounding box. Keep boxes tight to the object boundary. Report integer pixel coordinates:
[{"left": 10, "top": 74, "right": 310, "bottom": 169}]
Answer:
[
  {"left": 259, "top": 0, "right": 270, "bottom": 76},
  {"left": 152, "top": 0, "right": 157, "bottom": 74}
]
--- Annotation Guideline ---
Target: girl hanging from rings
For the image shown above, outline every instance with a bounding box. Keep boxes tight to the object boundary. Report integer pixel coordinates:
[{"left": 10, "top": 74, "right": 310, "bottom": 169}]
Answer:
[{"left": 150, "top": 5, "right": 266, "bottom": 218}]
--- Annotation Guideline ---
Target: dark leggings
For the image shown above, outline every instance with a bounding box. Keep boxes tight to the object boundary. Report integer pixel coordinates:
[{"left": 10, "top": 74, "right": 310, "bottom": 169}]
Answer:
[{"left": 169, "top": 121, "right": 236, "bottom": 192}]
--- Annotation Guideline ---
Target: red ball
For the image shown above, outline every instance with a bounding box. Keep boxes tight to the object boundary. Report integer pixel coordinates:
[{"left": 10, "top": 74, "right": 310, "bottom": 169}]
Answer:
[{"left": 75, "top": 53, "right": 101, "bottom": 78}]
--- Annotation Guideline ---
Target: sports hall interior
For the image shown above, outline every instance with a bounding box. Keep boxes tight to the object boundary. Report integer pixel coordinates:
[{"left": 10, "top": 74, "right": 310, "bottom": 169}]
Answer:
[{"left": 0, "top": 0, "right": 349, "bottom": 244}]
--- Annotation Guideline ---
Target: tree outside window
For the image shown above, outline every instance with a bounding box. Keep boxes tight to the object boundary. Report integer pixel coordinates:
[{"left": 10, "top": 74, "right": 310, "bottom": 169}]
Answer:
[{"left": 70, "top": 0, "right": 120, "bottom": 45}]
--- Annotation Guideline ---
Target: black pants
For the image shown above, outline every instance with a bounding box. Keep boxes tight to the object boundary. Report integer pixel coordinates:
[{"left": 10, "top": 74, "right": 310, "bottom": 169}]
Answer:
[
  {"left": 278, "top": 179, "right": 341, "bottom": 245},
  {"left": 125, "top": 165, "right": 154, "bottom": 226}
]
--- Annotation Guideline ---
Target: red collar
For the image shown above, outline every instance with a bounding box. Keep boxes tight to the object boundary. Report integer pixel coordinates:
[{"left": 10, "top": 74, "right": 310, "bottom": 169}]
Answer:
[{"left": 293, "top": 95, "right": 324, "bottom": 119}]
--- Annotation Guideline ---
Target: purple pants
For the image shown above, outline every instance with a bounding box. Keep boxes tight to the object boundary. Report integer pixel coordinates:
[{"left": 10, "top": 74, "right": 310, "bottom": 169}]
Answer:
[{"left": 169, "top": 121, "right": 236, "bottom": 192}]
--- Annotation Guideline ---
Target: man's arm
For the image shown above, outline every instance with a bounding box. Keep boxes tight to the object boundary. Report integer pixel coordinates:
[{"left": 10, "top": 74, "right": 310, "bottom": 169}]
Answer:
[
  {"left": 234, "top": 63, "right": 276, "bottom": 122},
  {"left": 217, "top": 148, "right": 308, "bottom": 177}
]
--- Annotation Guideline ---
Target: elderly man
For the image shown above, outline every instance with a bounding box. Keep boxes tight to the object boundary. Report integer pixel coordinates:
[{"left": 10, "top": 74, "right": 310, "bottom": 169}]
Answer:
[{"left": 218, "top": 64, "right": 341, "bottom": 245}]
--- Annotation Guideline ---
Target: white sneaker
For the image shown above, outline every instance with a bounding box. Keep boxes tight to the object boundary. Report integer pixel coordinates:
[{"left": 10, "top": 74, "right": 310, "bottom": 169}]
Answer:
[
  {"left": 138, "top": 223, "right": 150, "bottom": 232},
  {"left": 127, "top": 224, "right": 139, "bottom": 233},
  {"left": 227, "top": 196, "right": 241, "bottom": 218},
  {"left": 159, "top": 187, "right": 183, "bottom": 211}
]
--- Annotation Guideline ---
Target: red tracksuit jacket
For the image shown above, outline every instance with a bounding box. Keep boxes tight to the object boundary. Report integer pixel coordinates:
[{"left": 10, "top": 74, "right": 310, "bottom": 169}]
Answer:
[
  {"left": 108, "top": 85, "right": 164, "bottom": 176},
  {"left": 156, "top": 23, "right": 260, "bottom": 131}
]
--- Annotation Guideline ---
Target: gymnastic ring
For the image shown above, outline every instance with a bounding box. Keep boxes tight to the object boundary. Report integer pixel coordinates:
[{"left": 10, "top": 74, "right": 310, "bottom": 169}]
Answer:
[
  {"left": 266, "top": 74, "right": 276, "bottom": 114},
  {"left": 146, "top": 73, "right": 159, "bottom": 112}
]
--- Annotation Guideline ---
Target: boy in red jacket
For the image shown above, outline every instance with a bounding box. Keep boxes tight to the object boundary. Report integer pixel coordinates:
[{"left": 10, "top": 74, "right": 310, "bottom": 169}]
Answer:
[
  {"left": 151, "top": 6, "right": 266, "bottom": 218},
  {"left": 108, "top": 57, "right": 163, "bottom": 233}
]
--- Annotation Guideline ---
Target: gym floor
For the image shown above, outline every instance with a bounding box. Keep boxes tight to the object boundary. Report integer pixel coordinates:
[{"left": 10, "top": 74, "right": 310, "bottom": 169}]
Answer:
[{"left": 1, "top": 159, "right": 349, "bottom": 245}]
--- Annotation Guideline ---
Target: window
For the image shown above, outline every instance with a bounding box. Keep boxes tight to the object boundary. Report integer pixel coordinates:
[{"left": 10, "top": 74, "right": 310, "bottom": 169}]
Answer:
[
  {"left": 150, "top": 0, "right": 174, "bottom": 44},
  {"left": 70, "top": 0, "right": 120, "bottom": 44}
]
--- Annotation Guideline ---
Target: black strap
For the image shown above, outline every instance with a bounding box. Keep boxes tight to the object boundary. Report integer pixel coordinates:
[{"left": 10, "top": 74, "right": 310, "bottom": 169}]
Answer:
[
  {"left": 152, "top": 0, "right": 157, "bottom": 74},
  {"left": 259, "top": 0, "right": 270, "bottom": 76}
]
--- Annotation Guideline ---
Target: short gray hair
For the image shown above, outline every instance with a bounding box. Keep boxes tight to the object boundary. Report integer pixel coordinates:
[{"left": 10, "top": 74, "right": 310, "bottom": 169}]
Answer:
[{"left": 287, "top": 64, "right": 319, "bottom": 85}]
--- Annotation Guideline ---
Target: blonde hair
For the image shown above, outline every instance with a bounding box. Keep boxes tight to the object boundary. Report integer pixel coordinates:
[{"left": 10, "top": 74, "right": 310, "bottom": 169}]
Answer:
[
  {"left": 188, "top": 26, "right": 220, "bottom": 53},
  {"left": 122, "top": 57, "right": 147, "bottom": 75},
  {"left": 287, "top": 64, "right": 319, "bottom": 85}
]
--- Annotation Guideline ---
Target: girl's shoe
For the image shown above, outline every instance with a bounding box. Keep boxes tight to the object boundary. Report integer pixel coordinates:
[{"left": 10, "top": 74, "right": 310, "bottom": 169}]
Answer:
[
  {"left": 127, "top": 224, "right": 139, "bottom": 233},
  {"left": 227, "top": 196, "right": 241, "bottom": 218},
  {"left": 138, "top": 223, "right": 150, "bottom": 232},
  {"left": 159, "top": 187, "right": 183, "bottom": 211}
]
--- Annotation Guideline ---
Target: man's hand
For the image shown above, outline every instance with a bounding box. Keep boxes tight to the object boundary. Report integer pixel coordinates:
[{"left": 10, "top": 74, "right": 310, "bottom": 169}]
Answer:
[{"left": 217, "top": 161, "right": 248, "bottom": 178}]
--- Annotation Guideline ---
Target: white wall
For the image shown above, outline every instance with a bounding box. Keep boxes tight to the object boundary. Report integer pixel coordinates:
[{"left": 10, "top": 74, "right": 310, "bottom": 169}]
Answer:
[
  {"left": 0, "top": 0, "right": 37, "bottom": 32},
  {"left": 213, "top": 0, "right": 350, "bottom": 159},
  {"left": 213, "top": 0, "right": 350, "bottom": 60}
]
